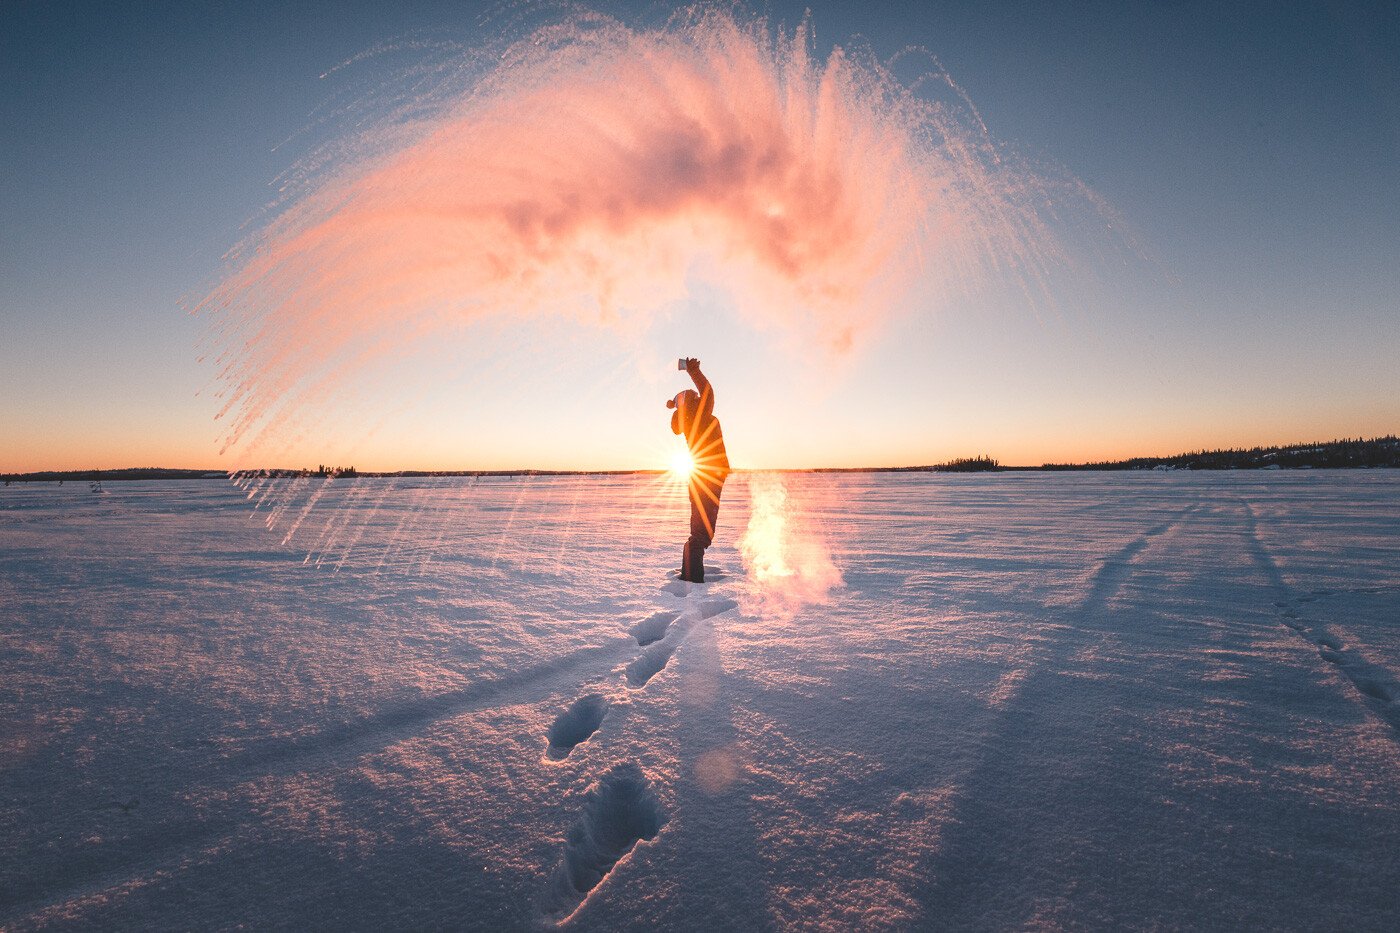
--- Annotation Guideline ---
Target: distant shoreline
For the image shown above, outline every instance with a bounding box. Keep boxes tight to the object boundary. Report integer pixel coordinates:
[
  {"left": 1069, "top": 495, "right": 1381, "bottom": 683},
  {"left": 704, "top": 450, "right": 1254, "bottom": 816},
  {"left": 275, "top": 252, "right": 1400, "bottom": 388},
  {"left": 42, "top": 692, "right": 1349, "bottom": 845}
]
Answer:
[{"left": 4, "top": 436, "right": 1397, "bottom": 483}]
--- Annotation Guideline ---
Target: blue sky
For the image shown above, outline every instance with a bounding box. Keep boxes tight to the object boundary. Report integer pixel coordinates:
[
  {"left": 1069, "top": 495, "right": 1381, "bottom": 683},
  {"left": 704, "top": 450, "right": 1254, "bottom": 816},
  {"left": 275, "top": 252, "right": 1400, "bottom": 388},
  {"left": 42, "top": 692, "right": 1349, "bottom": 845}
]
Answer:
[{"left": 2, "top": 1, "right": 1397, "bottom": 470}]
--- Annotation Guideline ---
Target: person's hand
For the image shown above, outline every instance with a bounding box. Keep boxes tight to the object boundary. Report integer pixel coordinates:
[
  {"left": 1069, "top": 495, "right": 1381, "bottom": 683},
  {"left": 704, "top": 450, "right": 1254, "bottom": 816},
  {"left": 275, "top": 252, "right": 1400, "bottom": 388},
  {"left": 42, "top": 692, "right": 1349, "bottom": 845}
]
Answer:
[{"left": 685, "top": 357, "right": 701, "bottom": 375}]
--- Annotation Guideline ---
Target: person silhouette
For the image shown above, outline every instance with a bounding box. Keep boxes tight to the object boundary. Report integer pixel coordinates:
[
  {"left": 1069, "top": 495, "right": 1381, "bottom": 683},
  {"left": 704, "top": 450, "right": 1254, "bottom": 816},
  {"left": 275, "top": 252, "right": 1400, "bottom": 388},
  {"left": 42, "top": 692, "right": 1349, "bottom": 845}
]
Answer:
[{"left": 668, "top": 358, "right": 730, "bottom": 583}]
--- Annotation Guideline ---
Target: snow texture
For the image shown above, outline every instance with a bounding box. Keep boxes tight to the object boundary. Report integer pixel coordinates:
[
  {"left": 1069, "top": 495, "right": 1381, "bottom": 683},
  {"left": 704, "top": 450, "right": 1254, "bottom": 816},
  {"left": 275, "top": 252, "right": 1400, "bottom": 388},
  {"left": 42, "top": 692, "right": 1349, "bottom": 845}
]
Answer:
[{"left": 3, "top": 471, "right": 1400, "bottom": 930}]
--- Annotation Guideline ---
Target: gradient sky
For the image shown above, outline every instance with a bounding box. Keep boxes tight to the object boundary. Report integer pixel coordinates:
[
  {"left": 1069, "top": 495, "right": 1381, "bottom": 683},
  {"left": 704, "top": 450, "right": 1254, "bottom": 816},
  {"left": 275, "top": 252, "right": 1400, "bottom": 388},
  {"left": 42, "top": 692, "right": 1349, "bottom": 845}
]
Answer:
[{"left": 3, "top": 1, "right": 1398, "bottom": 472}]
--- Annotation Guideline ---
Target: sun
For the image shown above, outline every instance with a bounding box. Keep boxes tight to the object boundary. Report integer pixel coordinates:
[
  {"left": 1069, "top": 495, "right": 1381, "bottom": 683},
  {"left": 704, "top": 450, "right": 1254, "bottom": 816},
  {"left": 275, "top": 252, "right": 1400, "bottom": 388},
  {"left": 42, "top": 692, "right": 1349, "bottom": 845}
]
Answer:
[{"left": 668, "top": 446, "right": 695, "bottom": 480}]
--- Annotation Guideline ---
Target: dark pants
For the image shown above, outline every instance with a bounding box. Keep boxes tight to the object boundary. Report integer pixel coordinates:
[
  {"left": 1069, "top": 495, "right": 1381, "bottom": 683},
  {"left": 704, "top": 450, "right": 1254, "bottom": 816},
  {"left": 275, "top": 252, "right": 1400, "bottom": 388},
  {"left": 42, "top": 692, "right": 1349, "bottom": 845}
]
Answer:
[{"left": 682, "top": 472, "right": 726, "bottom": 582}]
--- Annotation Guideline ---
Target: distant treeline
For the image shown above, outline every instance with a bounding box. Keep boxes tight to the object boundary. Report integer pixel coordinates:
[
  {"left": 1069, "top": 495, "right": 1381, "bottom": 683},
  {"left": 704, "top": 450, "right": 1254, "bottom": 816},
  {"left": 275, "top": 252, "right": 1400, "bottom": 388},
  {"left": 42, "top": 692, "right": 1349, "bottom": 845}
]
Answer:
[
  {"left": 1040, "top": 436, "right": 1400, "bottom": 472},
  {"left": 1, "top": 466, "right": 660, "bottom": 484},
  {"left": 2, "top": 468, "right": 225, "bottom": 485},
  {"left": 807, "top": 455, "right": 1001, "bottom": 474},
  {"left": 228, "top": 464, "right": 362, "bottom": 478},
  {"left": 932, "top": 455, "right": 1001, "bottom": 472}
]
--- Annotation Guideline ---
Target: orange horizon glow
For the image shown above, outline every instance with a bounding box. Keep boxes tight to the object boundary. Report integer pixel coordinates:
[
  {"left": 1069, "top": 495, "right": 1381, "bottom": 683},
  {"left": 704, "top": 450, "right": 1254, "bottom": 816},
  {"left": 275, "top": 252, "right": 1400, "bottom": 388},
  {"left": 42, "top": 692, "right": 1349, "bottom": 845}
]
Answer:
[{"left": 6, "top": 418, "right": 1398, "bottom": 475}]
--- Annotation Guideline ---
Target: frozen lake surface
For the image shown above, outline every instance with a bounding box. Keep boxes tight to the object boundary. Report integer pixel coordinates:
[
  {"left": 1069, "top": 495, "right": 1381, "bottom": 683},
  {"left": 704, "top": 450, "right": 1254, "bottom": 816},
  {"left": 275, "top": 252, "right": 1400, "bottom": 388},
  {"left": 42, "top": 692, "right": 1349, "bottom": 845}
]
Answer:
[{"left": 3, "top": 471, "right": 1400, "bottom": 930}]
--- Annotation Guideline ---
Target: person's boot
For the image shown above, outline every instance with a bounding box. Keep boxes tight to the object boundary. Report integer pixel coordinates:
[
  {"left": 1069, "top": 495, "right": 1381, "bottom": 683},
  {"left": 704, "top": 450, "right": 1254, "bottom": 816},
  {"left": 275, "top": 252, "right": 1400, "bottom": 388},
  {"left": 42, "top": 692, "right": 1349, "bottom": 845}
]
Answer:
[{"left": 681, "top": 540, "right": 705, "bottom": 583}]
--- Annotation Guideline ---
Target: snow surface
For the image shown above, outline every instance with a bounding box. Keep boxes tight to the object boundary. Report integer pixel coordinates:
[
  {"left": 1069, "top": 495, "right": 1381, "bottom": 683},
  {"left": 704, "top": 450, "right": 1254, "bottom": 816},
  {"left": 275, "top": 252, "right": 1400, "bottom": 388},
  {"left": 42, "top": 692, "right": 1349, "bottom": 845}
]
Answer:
[{"left": 2, "top": 471, "right": 1400, "bottom": 930}]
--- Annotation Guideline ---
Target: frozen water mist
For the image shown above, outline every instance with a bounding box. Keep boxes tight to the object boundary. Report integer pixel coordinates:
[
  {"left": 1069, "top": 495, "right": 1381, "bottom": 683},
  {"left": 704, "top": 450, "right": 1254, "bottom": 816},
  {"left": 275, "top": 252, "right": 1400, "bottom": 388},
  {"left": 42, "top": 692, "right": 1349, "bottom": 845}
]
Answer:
[
  {"left": 739, "top": 473, "right": 842, "bottom": 612},
  {"left": 201, "top": 5, "right": 1072, "bottom": 458}
]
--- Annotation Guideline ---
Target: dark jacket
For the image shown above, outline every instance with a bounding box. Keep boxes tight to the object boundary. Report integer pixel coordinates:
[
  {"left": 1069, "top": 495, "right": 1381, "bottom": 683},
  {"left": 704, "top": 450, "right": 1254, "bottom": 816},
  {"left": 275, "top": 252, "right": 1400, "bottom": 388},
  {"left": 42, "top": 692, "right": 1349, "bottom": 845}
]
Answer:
[{"left": 671, "top": 370, "right": 729, "bottom": 476}]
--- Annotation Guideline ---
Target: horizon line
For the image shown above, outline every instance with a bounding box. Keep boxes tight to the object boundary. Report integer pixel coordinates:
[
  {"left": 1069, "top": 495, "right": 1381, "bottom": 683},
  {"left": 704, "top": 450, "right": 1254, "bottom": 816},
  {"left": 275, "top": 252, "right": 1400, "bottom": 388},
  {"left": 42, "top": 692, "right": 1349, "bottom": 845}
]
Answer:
[{"left": 4, "top": 434, "right": 1397, "bottom": 479}]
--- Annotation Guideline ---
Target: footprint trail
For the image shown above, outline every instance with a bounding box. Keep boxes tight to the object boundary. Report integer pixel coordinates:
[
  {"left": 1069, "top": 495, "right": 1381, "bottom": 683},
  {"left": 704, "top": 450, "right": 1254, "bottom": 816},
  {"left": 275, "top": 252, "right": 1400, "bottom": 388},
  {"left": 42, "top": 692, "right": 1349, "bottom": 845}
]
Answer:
[
  {"left": 535, "top": 567, "right": 739, "bottom": 923},
  {"left": 626, "top": 597, "right": 737, "bottom": 688}
]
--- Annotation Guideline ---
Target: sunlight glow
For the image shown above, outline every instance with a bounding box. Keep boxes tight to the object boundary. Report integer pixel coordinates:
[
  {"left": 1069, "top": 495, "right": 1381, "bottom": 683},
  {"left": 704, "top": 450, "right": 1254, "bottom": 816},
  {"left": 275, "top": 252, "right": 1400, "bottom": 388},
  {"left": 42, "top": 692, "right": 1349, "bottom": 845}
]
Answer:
[{"left": 668, "top": 446, "right": 695, "bottom": 480}]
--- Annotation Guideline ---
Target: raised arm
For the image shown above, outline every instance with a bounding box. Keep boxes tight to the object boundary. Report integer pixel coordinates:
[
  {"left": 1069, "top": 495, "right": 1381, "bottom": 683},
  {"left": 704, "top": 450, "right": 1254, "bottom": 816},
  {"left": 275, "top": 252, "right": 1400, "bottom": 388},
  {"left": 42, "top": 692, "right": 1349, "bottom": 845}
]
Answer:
[{"left": 685, "top": 358, "right": 715, "bottom": 419}]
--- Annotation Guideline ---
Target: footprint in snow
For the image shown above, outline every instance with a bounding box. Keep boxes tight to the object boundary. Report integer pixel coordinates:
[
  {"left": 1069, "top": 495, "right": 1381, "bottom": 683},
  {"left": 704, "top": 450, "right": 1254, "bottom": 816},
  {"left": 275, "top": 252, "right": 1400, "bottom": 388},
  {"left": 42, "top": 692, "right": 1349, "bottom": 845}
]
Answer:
[
  {"left": 545, "top": 694, "right": 610, "bottom": 761},
  {"left": 540, "top": 762, "right": 665, "bottom": 925}
]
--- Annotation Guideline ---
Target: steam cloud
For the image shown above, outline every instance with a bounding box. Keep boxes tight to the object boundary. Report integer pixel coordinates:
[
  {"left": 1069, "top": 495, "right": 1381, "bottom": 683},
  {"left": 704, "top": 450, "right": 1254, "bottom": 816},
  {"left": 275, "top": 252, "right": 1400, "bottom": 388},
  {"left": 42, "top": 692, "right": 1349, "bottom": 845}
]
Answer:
[
  {"left": 201, "top": 6, "right": 1068, "bottom": 454},
  {"left": 739, "top": 473, "right": 842, "bottom": 613}
]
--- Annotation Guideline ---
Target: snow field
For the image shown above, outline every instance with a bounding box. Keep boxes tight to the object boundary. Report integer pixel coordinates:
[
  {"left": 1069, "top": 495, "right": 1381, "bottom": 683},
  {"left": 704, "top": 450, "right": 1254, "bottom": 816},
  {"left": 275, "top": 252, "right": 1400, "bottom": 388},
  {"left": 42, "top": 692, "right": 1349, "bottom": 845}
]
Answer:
[{"left": 2, "top": 471, "right": 1399, "bottom": 929}]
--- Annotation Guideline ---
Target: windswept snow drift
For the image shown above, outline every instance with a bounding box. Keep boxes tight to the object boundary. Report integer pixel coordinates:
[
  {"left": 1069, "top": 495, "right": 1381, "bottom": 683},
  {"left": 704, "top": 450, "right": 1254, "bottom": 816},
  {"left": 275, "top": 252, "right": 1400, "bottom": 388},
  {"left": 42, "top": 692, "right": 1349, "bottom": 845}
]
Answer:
[{"left": 3, "top": 471, "right": 1400, "bottom": 929}]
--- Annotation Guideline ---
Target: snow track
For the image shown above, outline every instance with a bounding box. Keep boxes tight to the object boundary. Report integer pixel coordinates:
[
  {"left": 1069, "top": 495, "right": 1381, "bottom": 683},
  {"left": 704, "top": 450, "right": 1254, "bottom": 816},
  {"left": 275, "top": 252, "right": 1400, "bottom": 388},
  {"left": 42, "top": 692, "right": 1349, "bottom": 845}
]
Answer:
[
  {"left": 1240, "top": 499, "right": 1400, "bottom": 737},
  {"left": 230, "top": 638, "right": 638, "bottom": 774},
  {"left": 540, "top": 575, "right": 738, "bottom": 923}
]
